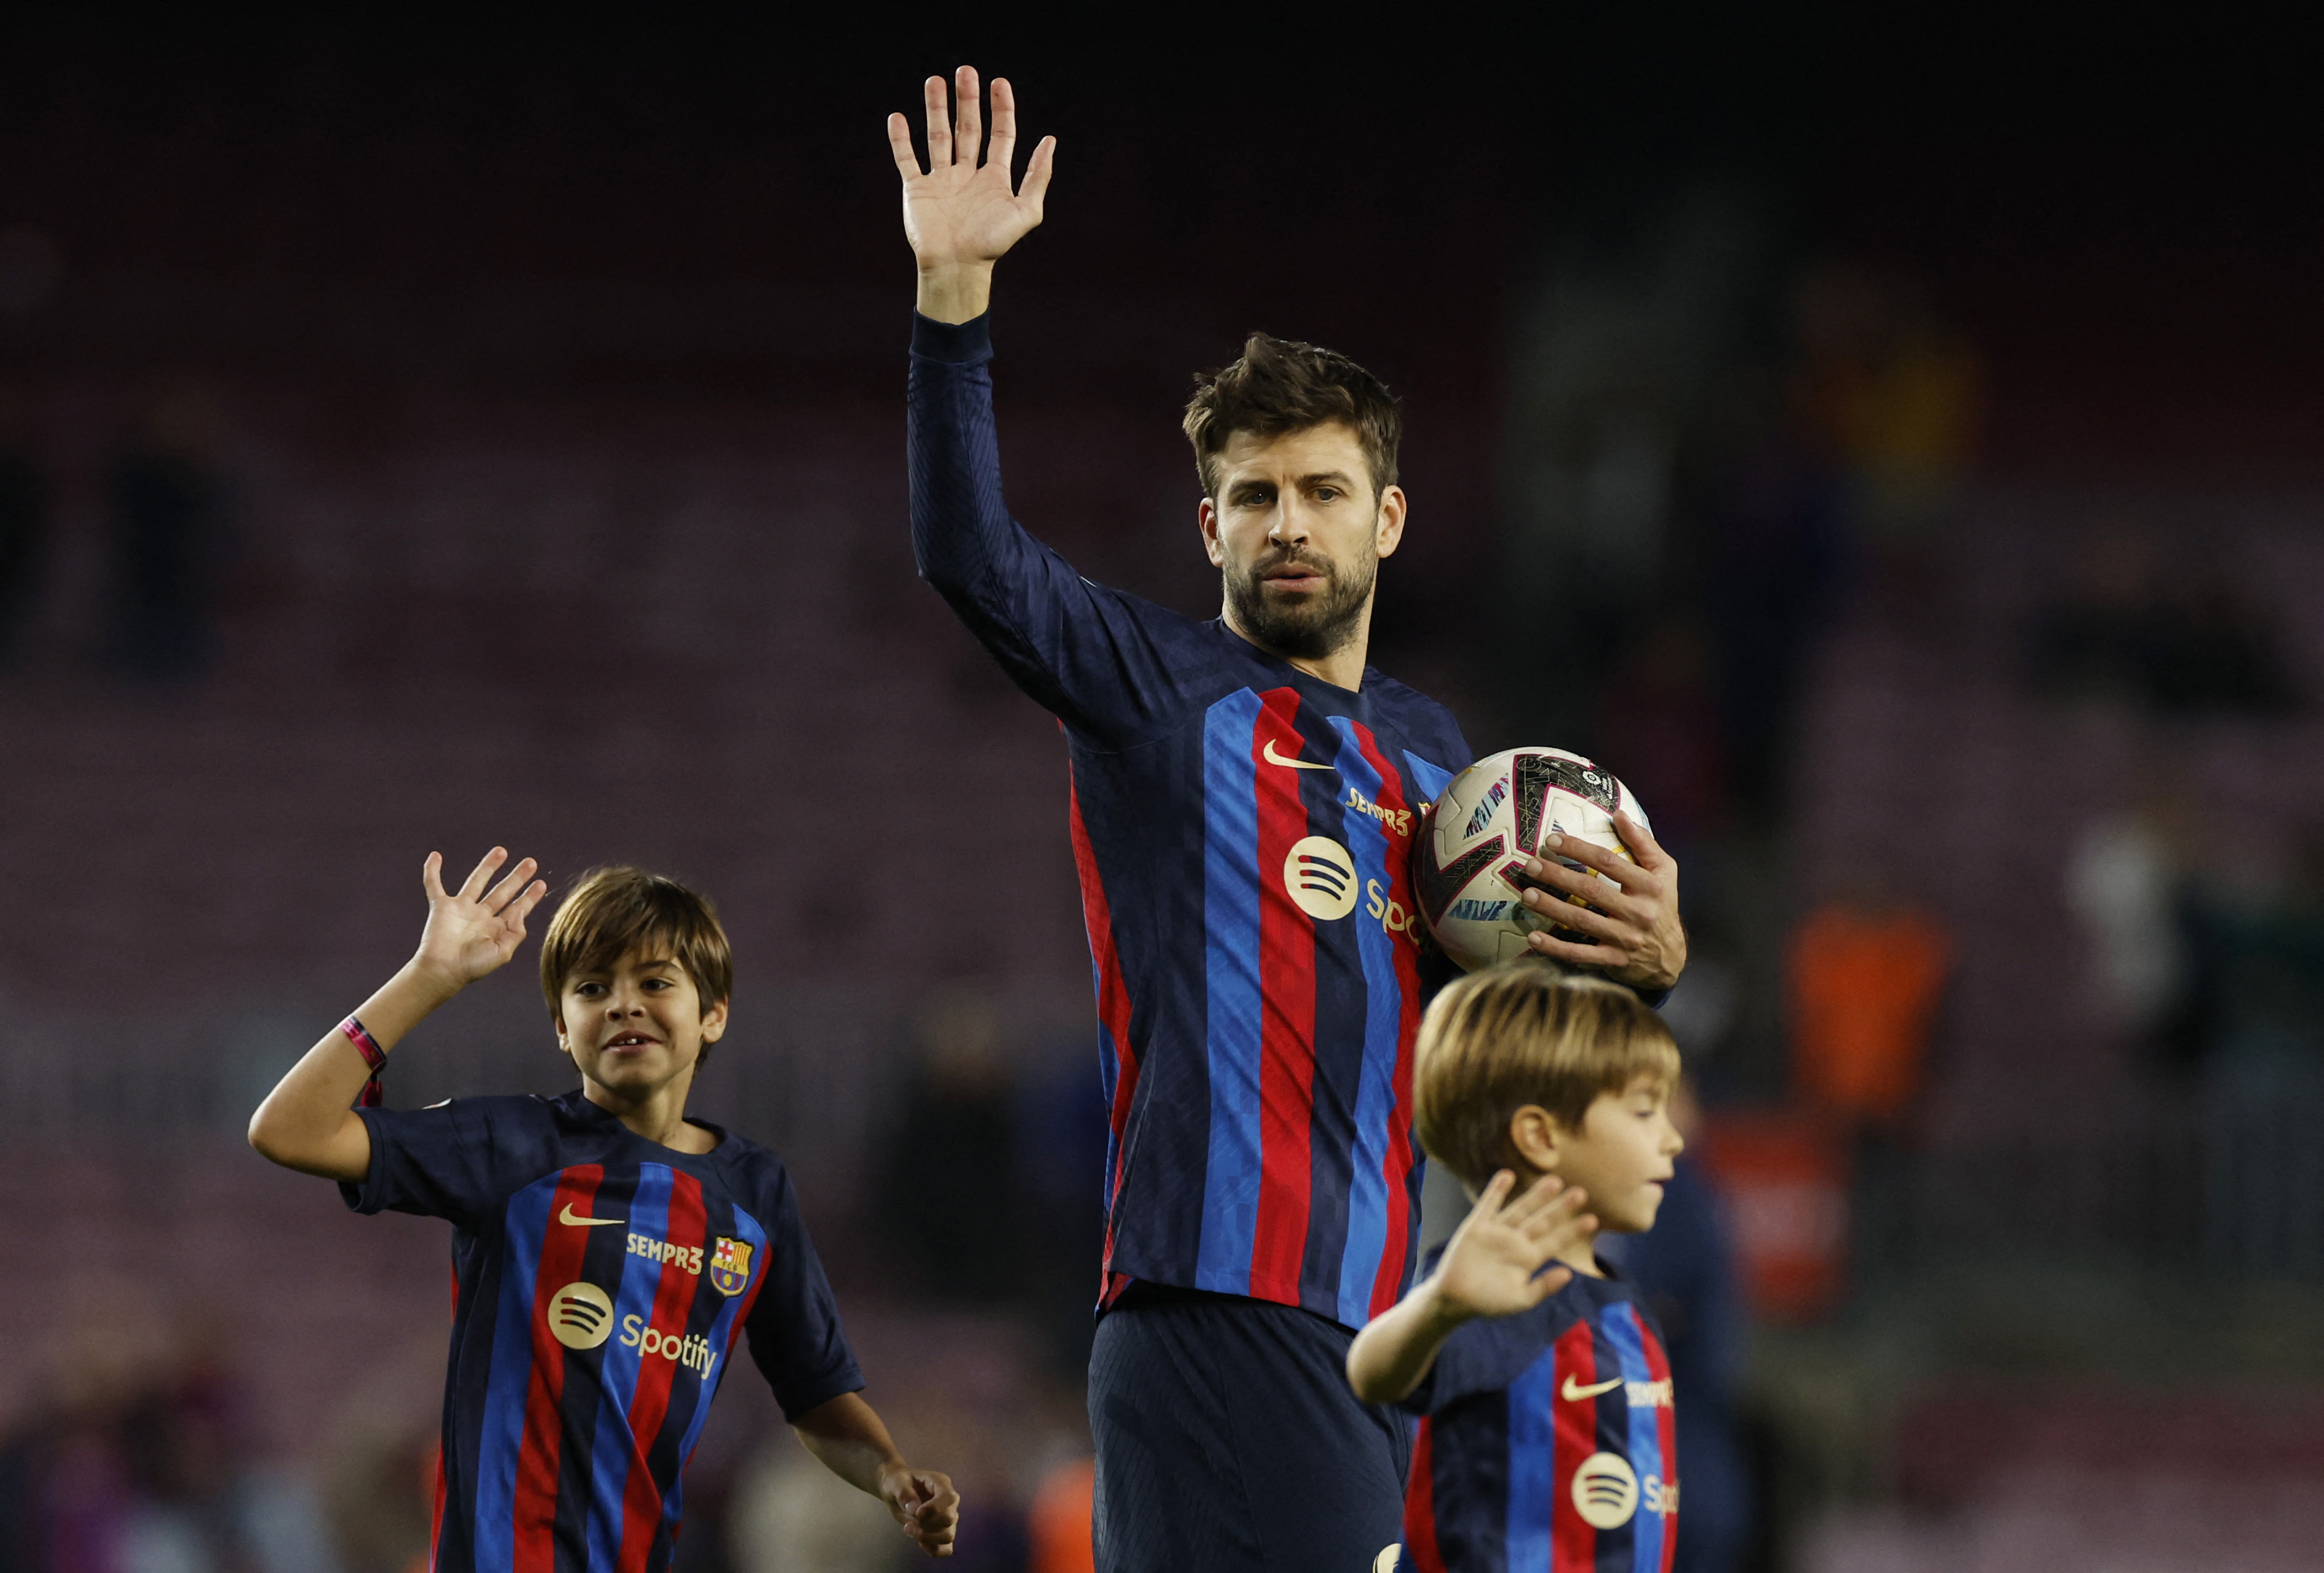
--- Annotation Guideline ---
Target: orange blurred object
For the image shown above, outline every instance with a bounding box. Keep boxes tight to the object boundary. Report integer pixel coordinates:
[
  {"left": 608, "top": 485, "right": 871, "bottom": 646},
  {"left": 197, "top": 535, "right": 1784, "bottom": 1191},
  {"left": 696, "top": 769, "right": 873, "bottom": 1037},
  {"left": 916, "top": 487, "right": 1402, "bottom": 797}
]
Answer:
[
  {"left": 1788, "top": 903, "right": 1951, "bottom": 1124},
  {"left": 1698, "top": 1111, "right": 1851, "bottom": 1321},
  {"left": 1028, "top": 1455, "right": 1096, "bottom": 1573}
]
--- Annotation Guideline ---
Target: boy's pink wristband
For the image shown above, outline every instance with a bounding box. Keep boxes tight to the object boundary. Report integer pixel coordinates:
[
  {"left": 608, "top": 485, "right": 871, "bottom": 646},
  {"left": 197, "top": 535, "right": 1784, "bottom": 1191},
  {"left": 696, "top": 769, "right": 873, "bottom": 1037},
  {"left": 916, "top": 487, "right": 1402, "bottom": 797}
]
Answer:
[{"left": 341, "top": 1016, "right": 386, "bottom": 1108}]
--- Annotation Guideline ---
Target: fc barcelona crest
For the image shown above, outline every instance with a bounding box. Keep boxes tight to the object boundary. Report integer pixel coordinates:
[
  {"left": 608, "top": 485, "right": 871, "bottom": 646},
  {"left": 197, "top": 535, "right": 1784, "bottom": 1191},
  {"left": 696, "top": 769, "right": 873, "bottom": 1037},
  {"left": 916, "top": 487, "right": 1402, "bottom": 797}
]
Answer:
[{"left": 708, "top": 1236, "right": 753, "bottom": 1296}]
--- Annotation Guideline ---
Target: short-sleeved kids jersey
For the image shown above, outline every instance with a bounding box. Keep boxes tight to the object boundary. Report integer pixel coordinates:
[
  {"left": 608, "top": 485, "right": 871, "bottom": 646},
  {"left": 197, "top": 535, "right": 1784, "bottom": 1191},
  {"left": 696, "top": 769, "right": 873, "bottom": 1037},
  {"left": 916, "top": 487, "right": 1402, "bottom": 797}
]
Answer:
[
  {"left": 344, "top": 1090, "right": 862, "bottom": 1573},
  {"left": 908, "top": 313, "right": 1474, "bottom": 1328},
  {"left": 1398, "top": 1256, "right": 1679, "bottom": 1573}
]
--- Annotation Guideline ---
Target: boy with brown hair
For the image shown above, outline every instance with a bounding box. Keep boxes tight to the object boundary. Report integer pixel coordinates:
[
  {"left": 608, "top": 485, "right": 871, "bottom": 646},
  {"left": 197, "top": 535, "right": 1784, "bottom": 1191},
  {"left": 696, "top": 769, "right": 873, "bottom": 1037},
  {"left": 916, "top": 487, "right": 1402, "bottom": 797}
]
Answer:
[
  {"left": 249, "top": 849, "right": 959, "bottom": 1571},
  {"left": 1348, "top": 966, "right": 1686, "bottom": 1573}
]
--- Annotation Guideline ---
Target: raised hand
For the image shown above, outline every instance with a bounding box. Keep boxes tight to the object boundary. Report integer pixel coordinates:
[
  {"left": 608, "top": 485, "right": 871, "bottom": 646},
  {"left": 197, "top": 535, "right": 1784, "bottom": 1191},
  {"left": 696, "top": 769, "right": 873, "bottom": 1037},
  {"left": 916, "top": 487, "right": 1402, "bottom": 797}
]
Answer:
[
  {"left": 888, "top": 66, "right": 1055, "bottom": 322},
  {"left": 1519, "top": 811, "right": 1688, "bottom": 991},
  {"left": 413, "top": 847, "right": 548, "bottom": 990},
  {"left": 1432, "top": 1170, "right": 1593, "bottom": 1320}
]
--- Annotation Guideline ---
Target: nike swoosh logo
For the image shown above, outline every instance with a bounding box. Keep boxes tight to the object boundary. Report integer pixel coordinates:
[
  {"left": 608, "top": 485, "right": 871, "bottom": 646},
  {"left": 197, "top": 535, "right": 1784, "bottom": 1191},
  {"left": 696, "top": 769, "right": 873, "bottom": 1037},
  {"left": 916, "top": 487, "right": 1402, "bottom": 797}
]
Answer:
[
  {"left": 1563, "top": 1375, "right": 1624, "bottom": 1401},
  {"left": 1262, "top": 739, "right": 1334, "bottom": 771},
  {"left": 559, "top": 1204, "right": 625, "bottom": 1227}
]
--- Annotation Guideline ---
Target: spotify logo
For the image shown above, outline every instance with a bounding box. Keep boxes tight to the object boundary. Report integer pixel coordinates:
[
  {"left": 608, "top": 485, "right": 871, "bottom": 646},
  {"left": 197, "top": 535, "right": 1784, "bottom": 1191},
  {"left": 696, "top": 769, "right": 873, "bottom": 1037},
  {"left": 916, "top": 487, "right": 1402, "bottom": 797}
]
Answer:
[
  {"left": 1283, "top": 836, "right": 1358, "bottom": 921},
  {"left": 1570, "top": 1451, "right": 1638, "bottom": 1529},
  {"left": 547, "top": 1282, "right": 615, "bottom": 1351}
]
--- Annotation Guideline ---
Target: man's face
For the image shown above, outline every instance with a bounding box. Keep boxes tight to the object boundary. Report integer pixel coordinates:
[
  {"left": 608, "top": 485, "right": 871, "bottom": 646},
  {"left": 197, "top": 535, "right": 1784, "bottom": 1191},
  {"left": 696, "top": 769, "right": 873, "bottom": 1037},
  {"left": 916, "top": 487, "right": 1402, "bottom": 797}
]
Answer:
[
  {"left": 556, "top": 948, "right": 727, "bottom": 1102},
  {"left": 1199, "top": 422, "right": 1405, "bottom": 663}
]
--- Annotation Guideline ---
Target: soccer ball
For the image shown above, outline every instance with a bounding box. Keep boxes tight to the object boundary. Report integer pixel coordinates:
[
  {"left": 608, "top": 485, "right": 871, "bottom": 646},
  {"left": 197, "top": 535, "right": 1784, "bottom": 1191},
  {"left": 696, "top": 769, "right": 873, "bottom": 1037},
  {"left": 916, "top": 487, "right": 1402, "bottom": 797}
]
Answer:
[{"left": 1414, "top": 747, "right": 1651, "bottom": 973}]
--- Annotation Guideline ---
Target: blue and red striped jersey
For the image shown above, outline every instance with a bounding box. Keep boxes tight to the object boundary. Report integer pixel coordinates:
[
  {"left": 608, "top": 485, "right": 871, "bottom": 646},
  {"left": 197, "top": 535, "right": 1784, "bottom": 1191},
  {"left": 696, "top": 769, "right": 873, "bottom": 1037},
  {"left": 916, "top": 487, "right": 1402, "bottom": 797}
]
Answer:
[
  {"left": 908, "top": 313, "right": 1473, "bottom": 1328},
  {"left": 1398, "top": 1259, "right": 1679, "bottom": 1573},
  {"left": 345, "top": 1091, "right": 862, "bottom": 1573}
]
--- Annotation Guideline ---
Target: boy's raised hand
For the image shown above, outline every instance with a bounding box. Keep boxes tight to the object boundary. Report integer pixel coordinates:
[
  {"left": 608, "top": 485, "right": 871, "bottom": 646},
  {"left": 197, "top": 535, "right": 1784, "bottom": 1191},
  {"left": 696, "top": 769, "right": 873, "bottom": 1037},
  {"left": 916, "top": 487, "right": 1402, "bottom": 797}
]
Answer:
[
  {"left": 413, "top": 848, "right": 548, "bottom": 991},
  {"left": 1433, "top": 1170, "right": 1593, "bottom": 1320}
]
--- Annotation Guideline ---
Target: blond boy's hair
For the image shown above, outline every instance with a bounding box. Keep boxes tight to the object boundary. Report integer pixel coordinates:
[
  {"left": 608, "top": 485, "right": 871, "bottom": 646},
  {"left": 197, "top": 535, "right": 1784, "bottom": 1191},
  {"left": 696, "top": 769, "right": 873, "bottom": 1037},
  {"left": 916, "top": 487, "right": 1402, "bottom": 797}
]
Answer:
[
  {"left": 1413, "top": 964, "right": 1679, "bottom": 1189},
  {"left": 539, "top": 867, "right": 734, "bottom": 1064}
]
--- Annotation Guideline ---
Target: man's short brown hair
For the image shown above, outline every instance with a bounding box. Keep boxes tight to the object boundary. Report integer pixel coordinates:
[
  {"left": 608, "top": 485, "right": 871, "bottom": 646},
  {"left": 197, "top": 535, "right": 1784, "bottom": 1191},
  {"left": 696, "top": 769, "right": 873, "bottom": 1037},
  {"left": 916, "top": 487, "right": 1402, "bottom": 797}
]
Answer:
[
  {"left": 539, "top": 867, "right": 734, "bottom": 1059},
  {"left": 1414, "top": 965, "right": 1679, "bottom": 1191},
  {"left": 1182, "top": 333, "right": 1402, "bottom": 501}
]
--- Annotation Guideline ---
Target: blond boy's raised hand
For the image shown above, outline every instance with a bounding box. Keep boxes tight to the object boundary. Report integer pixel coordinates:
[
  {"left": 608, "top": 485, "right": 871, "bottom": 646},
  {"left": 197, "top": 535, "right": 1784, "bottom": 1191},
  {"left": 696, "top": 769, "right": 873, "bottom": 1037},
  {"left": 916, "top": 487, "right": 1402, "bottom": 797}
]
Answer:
[{"left": 1432, "top": 1170, "right": 1594, "bottom": 1320}]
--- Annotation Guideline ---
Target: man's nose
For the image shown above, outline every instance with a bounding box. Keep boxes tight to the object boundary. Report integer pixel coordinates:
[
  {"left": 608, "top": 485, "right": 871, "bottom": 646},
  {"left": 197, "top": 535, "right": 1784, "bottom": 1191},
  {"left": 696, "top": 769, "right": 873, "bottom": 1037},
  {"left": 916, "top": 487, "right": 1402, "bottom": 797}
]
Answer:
[{"left": 1267, "top": 495, "right": 1311, "bottom": 544}]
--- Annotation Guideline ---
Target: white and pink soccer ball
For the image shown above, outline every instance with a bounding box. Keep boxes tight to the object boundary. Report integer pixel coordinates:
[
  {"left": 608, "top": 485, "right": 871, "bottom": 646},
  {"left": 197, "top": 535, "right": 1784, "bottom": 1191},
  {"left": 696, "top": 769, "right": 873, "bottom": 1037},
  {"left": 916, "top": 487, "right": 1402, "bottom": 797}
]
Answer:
[{"left": 1414, "top": 747, "right": 1651, "bottom": 973}]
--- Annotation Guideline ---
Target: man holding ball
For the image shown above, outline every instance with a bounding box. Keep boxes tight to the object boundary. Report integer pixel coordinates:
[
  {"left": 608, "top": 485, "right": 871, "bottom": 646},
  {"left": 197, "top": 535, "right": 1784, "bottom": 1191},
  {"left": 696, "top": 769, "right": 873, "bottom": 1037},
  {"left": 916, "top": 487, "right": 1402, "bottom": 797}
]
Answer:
[{"left": 891, "top": 68, "right": 1686, "bottom": 1569}]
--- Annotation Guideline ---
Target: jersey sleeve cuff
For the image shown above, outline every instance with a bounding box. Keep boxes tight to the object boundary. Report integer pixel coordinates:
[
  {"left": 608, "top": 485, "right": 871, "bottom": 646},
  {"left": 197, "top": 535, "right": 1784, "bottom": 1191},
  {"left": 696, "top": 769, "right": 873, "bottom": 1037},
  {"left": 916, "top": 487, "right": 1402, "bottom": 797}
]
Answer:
[
  {"left": 910, "top": 311, "right": 993, "bottom": 363},
  {"left": 337, "top": 1103, "right": 391, "bottom": 1215},
  {"left": 774, "top": 1367, "right": 867, "bottom": 1426}
]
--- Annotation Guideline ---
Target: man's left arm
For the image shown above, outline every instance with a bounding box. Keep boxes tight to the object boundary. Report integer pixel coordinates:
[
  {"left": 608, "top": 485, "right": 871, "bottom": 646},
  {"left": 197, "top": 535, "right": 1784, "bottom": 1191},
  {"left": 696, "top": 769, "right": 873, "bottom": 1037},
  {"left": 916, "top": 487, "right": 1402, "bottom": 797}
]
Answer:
[{"left": 1515, "top": 811, "right": 1686, "bottom": 997}]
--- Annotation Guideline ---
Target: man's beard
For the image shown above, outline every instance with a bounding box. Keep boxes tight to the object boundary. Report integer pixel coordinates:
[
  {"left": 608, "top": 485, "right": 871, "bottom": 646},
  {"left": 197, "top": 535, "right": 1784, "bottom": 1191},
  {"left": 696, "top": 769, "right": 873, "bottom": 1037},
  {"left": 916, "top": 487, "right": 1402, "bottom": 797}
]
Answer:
[{"left": 1223, "top": 547, "right": 1378, "bottom": 663}]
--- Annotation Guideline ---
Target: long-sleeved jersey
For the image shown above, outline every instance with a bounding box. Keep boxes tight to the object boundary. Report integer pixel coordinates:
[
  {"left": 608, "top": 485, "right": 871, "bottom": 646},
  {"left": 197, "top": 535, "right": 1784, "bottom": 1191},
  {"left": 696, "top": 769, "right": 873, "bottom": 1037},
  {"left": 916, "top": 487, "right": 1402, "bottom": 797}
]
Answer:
[
  {"left": 345, "top": 1091, "right": 862, "bottom": 1573},
  {"left": 907, "top": 312, "right": 1473, "bottom": 1328},
  {"left": 1398, "top": 1258, "right": 1680, "bottom": 1573}
]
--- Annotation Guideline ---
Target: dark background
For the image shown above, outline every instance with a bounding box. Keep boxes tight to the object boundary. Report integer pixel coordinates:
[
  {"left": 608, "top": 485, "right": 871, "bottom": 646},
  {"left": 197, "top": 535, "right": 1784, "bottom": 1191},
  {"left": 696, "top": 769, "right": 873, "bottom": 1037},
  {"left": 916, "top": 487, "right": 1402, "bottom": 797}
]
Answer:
[{"left": 3, "top": 10, "right": 2322, "bottom": 1572}]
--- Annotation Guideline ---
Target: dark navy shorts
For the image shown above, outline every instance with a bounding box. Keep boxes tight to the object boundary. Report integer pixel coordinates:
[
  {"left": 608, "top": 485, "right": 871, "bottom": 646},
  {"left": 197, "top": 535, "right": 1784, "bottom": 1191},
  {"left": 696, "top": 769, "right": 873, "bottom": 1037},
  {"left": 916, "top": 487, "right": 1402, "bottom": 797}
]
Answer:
[{"left": 1089, "top": 1286, "right": 1411, "bottom": 1573}]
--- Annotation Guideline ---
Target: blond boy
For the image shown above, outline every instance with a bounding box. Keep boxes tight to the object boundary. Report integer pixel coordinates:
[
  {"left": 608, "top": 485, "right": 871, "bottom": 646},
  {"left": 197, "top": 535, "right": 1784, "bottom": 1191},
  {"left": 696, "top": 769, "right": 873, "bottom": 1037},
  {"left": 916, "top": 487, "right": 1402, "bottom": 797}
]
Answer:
[{"left": 1348, "top": 967, "right": 1685, "bottom": 1573}]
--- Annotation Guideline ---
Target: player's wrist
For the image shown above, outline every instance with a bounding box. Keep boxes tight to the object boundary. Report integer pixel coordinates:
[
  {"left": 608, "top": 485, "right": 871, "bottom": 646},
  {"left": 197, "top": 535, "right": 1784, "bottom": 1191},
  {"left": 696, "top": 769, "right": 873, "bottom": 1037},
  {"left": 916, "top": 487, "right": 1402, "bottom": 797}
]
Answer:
[
  {"left": 915, "top": 261, "right": 993, "bottom": 325},
  {"left": 1414, "top": 1275, "right": 1481, "bottom": 1334}
]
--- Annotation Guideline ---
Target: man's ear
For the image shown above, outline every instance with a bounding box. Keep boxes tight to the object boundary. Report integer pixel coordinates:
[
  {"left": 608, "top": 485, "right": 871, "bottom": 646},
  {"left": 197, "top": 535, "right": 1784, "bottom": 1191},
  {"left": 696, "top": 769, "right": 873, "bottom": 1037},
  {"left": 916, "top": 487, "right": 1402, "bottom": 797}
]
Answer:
[
  {"left": 1198, "top": 497, "right": 1226, "bottom": 567},
  {"left": 1508, "top": 1104, "right": 1563, "bottom": 1173},
  {"left": 700, "top": 999, "right": 729, "bottom": 1044},
  {"left": 1373, "top": 485, "right": 1408, "bottom": 560}
]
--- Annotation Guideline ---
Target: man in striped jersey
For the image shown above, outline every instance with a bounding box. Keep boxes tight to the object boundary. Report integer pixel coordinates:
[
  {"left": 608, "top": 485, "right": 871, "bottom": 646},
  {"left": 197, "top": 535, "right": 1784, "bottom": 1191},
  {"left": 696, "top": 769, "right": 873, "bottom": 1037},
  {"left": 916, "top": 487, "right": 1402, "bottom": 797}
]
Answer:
[
  {"left": 249, "top": 854, "right": 959, "bottom": 1571},
  {"left": 1350, "top": 968, "right": 1685, "bottom": 1573},
  {"left": 891, "top": 68, "right": 1687, "bottom": 1573}
]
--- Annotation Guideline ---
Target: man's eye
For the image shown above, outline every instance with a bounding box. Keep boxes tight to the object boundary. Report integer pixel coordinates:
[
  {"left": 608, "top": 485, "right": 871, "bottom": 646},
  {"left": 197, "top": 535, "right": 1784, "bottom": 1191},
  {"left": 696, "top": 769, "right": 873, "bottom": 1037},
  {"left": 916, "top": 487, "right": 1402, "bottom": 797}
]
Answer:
[{"left": 1315, "top": 487, "right": 1340, "bottom": 501}]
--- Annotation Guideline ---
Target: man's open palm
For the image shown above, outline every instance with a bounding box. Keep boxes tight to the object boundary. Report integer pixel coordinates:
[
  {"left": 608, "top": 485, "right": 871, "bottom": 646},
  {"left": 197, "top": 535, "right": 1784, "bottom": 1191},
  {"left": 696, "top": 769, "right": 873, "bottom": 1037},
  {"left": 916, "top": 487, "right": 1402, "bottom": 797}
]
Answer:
[
  {"left": 415, "top": 847, "right": 546, "bottom": 987},
  {"left": 888, "top": 67, "right": 1055, "bottom": 274}
]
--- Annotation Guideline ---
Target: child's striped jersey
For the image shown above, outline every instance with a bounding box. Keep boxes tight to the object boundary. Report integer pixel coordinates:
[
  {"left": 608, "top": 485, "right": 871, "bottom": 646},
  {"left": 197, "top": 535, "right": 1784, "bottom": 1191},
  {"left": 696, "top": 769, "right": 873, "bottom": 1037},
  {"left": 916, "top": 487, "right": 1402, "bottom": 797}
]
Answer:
[
  {"left": 345, "top": 1091, "right": 861, "bottom": 1573},
  {"left": 1399, "top": 1258, "right": 1679, "bottom": 1573},
  {"left": 908, "top": 312, "right": 1474, "bottom": 1328}
]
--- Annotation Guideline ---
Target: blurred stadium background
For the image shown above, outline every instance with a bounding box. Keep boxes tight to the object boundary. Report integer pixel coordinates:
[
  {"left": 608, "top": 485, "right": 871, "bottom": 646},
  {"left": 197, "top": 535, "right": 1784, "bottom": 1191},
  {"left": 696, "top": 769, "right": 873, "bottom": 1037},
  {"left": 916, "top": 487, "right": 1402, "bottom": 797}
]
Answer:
[{"left": 3, "top": 12, "right": 2322, "bottom": 1572}]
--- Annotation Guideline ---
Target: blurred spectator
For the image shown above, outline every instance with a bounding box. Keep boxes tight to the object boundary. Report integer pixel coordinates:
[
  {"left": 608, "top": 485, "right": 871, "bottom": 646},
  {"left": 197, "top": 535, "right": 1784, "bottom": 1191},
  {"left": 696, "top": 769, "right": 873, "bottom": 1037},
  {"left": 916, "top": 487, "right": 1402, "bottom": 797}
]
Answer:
[
  {"left": 1697, "top": 376, "right": 1848, "bottom": 819},
  {"left": 2065, "top": 792, "right": 2194, "bottom": 1062},
  {"left": 729, "top": 1440, "right": 909, "bottom": 1573},
  {"left": 0, "top": 1310, "right": 339, "bottom": 1573},
  {"left": 1792, "top": 260, "right": 1980, "bottom": 626},
  {"left": 108, "top": 384, "right": 230, "bottom": 680},
  {"left": 1787, "top": 872, "right": 1951, "bottom": 1130},
  {"left": 1789, "top": 869, "right": 1952, "bottom": 1288},
  {"left": 1598, "top": 1078, "right": 1752, "bottom": 1572},
  {"left": 877, "top": 990, "right": 1024, "bottom": 1305},
  {"left": 1024, "top": 1456, "right": 1093, "bottom": 1573},
  {"left": 2028, "top": 529, "right": 2298, "bottom": 716},
  {"left": 1011, "top": 1043, "right": 1110, "bottom": 1381},
  {"left": 0, "top": 384, "right": 45, "bottom": 666},
  {"left": 2185, "top": 824, "right": 2324, "bottom": 1278}
]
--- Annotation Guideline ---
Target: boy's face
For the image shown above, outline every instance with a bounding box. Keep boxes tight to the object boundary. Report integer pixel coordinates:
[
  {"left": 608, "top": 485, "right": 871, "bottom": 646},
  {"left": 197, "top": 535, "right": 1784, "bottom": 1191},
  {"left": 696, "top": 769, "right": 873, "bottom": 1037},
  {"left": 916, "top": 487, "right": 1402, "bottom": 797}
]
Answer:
[
  {"left": 1527, "top": 1075, "right": 1684, "bottom": 1234},
  {"left": 555, "top": 948, "right": 727, "bottom": 1101}
]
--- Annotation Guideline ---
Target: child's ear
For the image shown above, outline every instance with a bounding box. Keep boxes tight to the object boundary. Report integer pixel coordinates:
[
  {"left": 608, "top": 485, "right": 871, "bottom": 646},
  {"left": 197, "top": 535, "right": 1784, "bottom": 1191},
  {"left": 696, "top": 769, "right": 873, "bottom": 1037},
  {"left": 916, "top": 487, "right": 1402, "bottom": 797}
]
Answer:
[
  {"left": 700, "top": 999, "right": 729, "bottom": 1044},
  {"left": 1508, "top": 1105, "right": 1562, "bottom": 1173}
]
